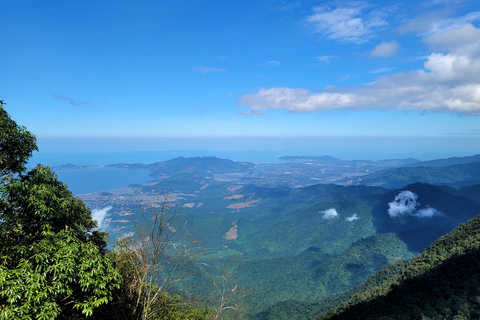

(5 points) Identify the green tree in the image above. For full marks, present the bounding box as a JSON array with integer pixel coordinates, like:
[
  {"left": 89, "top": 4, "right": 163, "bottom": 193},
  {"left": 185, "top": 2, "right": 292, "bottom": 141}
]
[
  {"left": 111, "top": 195, "right": 206, "bottom": 320},
  {"left": 0, "top": 100, "right": 37, "bottom": 179},
  {"left": 0, "top": 102, "right": 120, "bottom": 319},
  {"left": 95, "top": 195, "right": 211, "bottom": 320}
]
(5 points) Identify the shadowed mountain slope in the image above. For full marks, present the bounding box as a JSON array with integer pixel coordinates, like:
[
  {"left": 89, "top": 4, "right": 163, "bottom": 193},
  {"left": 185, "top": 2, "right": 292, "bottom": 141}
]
[{"left": 319, "top": 213, "right": 480, "bottom": 320}]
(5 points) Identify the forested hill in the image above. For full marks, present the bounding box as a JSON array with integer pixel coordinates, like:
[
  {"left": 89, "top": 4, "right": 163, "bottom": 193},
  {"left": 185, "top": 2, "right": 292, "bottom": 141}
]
[
  {"left": 402, "top": 153, "right": 480, "bottom": 167},
  {"left": 348, "top": 160, "right": 480, "bottom": 188},
  {"left": 109, "top": 156, "right": 254, "bottom": 176},
  {"left": 318, "top": 213, "right": 480, "bottom": 320}
]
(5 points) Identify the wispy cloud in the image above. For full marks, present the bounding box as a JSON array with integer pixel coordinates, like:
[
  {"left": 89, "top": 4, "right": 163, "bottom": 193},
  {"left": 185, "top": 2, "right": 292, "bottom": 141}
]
[
  {"left": 370, "top": 40, "right": 400, "bottom": 58},
  {"left": 92, "top": 206, "right": 113, "bottom": 229},
  {"left": 316, "top": 55, "right": 335, "bottom": 64},
  {"left": 267, "top": 60, "right": 282, "bottom": 66},
  {"left": 274, "top": 2, "right": 301, "bottom": 12},
  {"left": 239, "top": 111, "right": 266, "bottom": 115},
  {"left": 54, "top": 95, "right": 90, "bottom": 106},
  {"left": 239, "top": 23, "right": 480, "bottom": 116},
  {"left": 193, "top": 66, "right": 227, "bottom": 74},
  {"left": 398, "top": 10, "right": 480, "bottom": 36},
  {"left": 338, "top": 74, "right": 354, "bottom": 81},
  {"left": 306, "top": 3, "right": 388, "bottom": 44},
  {"left": 368, "top": 66, "right": 396, "bottom": 74}
]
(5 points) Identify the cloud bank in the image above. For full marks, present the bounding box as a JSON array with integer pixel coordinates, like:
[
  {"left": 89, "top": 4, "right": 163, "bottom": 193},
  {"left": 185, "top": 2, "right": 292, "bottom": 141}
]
[
  {"left": 239, "top": 22, "right": 480, "bottom": 116},
  {"left": 322, "top": 208, "right": 338, "bottom": 219},
  {"left": 388, "top": 191, "right": 441, "bottom": 219}
]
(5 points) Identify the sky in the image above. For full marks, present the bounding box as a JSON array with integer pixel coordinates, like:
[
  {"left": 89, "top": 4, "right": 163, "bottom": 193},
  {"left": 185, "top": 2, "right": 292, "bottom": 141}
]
[{"left": 1, "top": 0, "right": 480, "bottom": 159}]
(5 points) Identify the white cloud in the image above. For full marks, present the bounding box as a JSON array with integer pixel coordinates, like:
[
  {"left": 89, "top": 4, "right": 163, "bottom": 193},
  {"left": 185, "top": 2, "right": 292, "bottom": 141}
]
[
  {"left": 388, "top": 191, "right": 441, "bottom": 219},
  {"left": 370, "top": 40, "right": 400, "bottom": 58},
  {"left": 239, "top": 23, "right": 480, "bottom": 116},
  {"left": 306, "top": 3, "right": 388, "bottom": 44},
  {"left": 416, "top": 206, "right": 441, "bottom": 218},
  {"left": 399, "top": 10, "right": 480, "bottom": 36},
  {"left": 92, "top": 206, "right": 113, "bottom": 229},
  {"left": 322, "top": 208, "right": 338, "bottom": 219},
  {"left": 193, "top": 66, "right": 227, "bottom": 74},
  {"left": 388, "top": 191, "right": 418, "bottom": 218},
  {"left": 346, "top": 214, "right": 359, "bottom": 222},
  {"left": 424, "top": 23, "right": 480, "bottom": 57}
]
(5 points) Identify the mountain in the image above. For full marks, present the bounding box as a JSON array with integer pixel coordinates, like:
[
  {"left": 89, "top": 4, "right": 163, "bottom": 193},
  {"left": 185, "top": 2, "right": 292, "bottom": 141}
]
[
  {"left": 439, "top": 184, "right": 480, "bottom": 205},
  {"left": 402, "top": 153, "right": 480, "bottom": 167},
  {"left": 87, "top": 155, "right": 480, "bottom": 318},
  {"left": 347, "top": 161, "right": 480, "bottom": 188},
  {"left": 318, "top": 213, "right": 480, "bottom": 320},
  {"left": 171, "top": 181, "right": 480, "bottom": 318},
  {"left": 109, "top": 156, "right": 254, "bottom": 176}
]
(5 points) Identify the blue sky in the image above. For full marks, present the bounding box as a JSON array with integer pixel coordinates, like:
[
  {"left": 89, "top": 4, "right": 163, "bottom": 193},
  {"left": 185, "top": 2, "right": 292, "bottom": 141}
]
[{"left": 1, "top": 0, "right": 480, "bottom": 158}]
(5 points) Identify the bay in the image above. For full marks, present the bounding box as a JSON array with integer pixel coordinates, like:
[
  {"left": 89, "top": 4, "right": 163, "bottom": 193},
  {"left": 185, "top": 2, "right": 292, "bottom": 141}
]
[{"left": 54, "top": 166, "right": 154, "bottom": 195}]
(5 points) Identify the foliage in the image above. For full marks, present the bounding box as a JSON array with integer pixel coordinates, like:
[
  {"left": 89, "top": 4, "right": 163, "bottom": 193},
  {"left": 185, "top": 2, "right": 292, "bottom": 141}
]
[
  {"left": 0, "top": 103, "right": 120, "bottom": 319},
  {"left": 0, "top": 100, "right": 38, "bottom": 178},
  {"left": 155, "top": 180, "right": 480, "bottom": 318},
  {"left": 319, "top": 214, "right": 480, "bottom": 319},
  {"left": 104, "top": 195, "right": 208, "bottom": 320},
  {"left": 0, "top": 229, "right": 120, "bottom": 320},
  {"left": 0, "top": 164, "right": 107, "bottom": 253},
  {"left": 209, "top": 256, "right": 251, "bottom": 320},
  {"left": 356, "top": 161, "right": 480, "bottom": 188}
]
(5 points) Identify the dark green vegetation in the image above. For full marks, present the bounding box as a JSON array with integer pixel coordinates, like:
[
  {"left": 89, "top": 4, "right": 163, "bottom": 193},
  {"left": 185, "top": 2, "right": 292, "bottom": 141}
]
[
  {"left": 81, "top": 153, "right": 480, "bottom": 319},
  {"left": 348, "top": 159, "right": 480, "bottom": 188},
  {"left": 0, "top": 101, "right": 209, "bottom": 320},
  {"left": 319, "top": 213, "right": 480, "bottom": 319},
  {"left": 0, "top": 101, "right": 118, "bottom": 318},
  {"left": 407, "top": 154, "right": 480, "bottom": 167}
]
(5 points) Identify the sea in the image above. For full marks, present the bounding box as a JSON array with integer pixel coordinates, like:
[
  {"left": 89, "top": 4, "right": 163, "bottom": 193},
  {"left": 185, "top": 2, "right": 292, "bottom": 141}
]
[
  {"left": 27, "top": 150, "right": 294, "bottom": 195},
  {"left": 27, "top": 146, "right": 478, "bottom": 195}
]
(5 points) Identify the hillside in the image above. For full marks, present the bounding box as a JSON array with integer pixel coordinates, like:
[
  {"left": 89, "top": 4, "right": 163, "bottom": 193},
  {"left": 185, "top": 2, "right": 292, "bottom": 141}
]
[
  {"left": 403, "top": 153, "right": 480, "bottom": 167},
  {"left": 318, "top": 213, "right": 480, "bottom": 320},
  {"left": 163, "top": 181, "right": 480, "bottom": 318},
  {"left": 347, "top": 161, "right": 480, "bottom": 188},
  {"left": 109, "top": 156, "right": 254, "bottom": 178},
  {"left": 80, "top": 155, "right": 480, "bottom": 319}
]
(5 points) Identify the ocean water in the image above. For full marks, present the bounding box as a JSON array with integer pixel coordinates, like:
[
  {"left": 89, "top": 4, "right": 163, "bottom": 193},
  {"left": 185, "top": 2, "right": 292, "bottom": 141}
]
[
  {"left": 54, "top": 166, "right": 154, "bottom": 195},
  {"left": 28, "top": 150, "right": 294, "bottom": 195},
  {"left": 29, "top": 150, "right": 295, "bottom": 167},
  {"left": 26, "top": 145, "right": 479, "bottom": 195}
]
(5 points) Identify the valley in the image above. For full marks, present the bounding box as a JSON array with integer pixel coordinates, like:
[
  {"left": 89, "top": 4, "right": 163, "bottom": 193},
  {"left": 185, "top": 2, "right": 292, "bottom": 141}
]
[{"left": 69, "top": 155, "right": 480, "bottom": 319}]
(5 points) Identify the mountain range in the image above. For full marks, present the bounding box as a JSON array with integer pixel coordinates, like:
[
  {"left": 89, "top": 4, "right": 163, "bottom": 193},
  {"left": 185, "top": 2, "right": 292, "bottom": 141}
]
[{"left": 81, "top": 154, "right": 480, "bottom": 319}]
